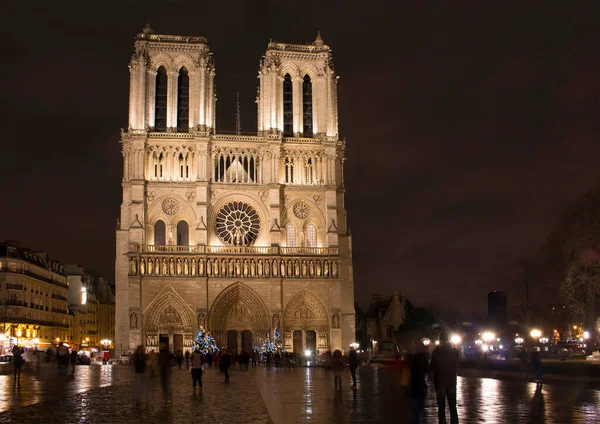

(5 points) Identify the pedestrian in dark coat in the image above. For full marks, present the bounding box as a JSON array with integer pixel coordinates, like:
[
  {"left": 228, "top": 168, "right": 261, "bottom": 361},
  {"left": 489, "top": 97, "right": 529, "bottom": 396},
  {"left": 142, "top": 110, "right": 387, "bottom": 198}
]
[
  {"left": 348, "top": 347, "right": 359, "bottom": 388},
  {"left": 221, "top": 349, "right": 231, "bottom": 382},
  {"left": 12, "top": 345, "right": 24, "bottom": 383},
  {"left": 430, "top": 331, "right": 460, "bottom": 424},
  {"left": 410, "top": 341, "right": 430, "bottom": 424},
  {"left": 158, "top": 343, "right": 173, "bottom": 403}
]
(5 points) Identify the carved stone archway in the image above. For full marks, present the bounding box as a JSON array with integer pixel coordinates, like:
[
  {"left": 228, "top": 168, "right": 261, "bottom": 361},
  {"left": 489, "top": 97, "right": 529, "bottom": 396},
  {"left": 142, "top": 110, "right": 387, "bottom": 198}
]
[
  {"left": 142, "top": 284, "right": 196, "bottom": 353},
  {"left": 208, "top": 282, "right": 271, "bottom": 350},
  {"left": 283, "top": 289, "right": 330, "bottom": 352}
]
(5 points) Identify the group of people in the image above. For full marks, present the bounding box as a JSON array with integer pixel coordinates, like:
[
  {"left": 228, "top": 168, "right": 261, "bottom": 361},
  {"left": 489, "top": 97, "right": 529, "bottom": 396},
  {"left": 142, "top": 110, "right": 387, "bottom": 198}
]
[{"left": 409, "top": 331, "right": 460, "bottom": 424}]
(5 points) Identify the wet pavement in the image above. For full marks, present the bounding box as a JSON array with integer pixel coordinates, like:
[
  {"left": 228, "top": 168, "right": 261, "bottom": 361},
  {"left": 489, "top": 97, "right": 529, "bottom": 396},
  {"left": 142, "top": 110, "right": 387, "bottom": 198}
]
[{"left": 0, "top": 362, "right": 598, "bottom": 423}]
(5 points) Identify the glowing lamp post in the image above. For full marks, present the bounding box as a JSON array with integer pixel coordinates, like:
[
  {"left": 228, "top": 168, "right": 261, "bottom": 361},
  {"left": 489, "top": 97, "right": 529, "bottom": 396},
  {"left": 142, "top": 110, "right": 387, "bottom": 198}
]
[{"left": 450, "top": 334, "right": 462, "bottom": 345}]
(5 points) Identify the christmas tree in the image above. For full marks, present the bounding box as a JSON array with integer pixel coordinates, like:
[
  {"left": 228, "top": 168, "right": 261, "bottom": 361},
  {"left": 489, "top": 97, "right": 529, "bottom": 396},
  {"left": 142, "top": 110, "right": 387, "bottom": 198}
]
[
  {"left": 195, "top": 326, "right": 219, "bottom": 354},
  {"left": 257, "top": 328, "right": 284, "bottom": 360}
]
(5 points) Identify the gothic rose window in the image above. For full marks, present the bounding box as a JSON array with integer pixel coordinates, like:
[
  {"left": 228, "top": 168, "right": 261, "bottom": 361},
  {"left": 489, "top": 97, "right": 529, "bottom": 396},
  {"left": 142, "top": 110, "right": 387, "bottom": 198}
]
[{"left": 216, "top": 201, "right": 261, "bottom": 246}]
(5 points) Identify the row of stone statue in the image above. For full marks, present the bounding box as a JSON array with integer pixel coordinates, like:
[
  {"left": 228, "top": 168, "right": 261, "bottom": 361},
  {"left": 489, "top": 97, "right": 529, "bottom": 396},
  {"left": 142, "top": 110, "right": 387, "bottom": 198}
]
[{"left": 129, "top": 256, "right": 340, "bottom": 279}]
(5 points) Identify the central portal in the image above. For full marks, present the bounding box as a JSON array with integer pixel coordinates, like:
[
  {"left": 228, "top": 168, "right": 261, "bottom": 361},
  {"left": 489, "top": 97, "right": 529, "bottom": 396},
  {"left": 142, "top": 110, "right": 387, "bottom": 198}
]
[{"left": 208, "top": 282, "right": 271, "bottom": 351}]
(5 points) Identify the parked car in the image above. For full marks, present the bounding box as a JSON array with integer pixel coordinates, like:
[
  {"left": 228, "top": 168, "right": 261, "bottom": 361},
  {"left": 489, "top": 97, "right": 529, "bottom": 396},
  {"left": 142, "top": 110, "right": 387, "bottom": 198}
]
[
  {"left": 0, "top": 354, "right": 14, "bottom": 363},
  {"left": 77, "top": 354, "right": 91, "bottom": 365}
]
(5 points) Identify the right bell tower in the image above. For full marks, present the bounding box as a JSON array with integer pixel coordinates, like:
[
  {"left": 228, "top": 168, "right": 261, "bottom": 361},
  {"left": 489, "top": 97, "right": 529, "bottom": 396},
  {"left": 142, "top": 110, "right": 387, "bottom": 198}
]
[{"left": 257, "top": 32, "right": 339, "bottom": 138}]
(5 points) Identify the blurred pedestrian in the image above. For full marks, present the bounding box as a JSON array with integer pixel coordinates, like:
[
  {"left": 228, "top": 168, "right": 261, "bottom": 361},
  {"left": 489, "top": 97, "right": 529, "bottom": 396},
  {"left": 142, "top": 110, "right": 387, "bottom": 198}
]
[
  {"left": 531, "top": 347, "right": 542, "bottom": 384},
  {"left": 206, "top": 351, "right": 213, "bottom": 368},
  {"left": 190, "top": 348, "right": 203, "bottom": 390},
  {"left": 147, "top": 349, "right": 158, "bottom": 378},
  {"left": 331, "top": 349, "right": 344, "bottom": 391},
  {"left": 430, "top": 331, "right": 460, "bottom": 424},
  {"left": 348, "top": 346, "right": 359, "bottom": 388},
  {"left": 251, "top": 350, "right": 257, "bottom": 368},
  {"left": 185, "top": 350, "right": 190, "bottom": 365},
  {"left": 158, "top": 342, "right": 173, "bottom": 403},
  {"left": 221, "top": 349, "right": 231, "bottom": 382},
  {"left": 56, "top": 342, "right": 69, "bottom": 376},
  {"left": 410, "top": 340, "right": 430, "bottom": 424},
  {"left": 176, "top": 350, "right": 184, "bottom": 369},
  {"left": 133, "top": 345, "right": 147, "bottom": 404},
  {"left": 69, "top": 349, "right": 78, "bottom": 374},
  {"left": 12, "top": 345, "right": 24, "bottom": 383}
]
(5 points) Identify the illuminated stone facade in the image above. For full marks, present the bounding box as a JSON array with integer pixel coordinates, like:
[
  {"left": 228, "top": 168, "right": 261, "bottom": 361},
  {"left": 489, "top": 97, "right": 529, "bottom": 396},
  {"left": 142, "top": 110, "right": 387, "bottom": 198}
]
[{"left": 115, "top": 26, "right": 354, "bottom": 356}]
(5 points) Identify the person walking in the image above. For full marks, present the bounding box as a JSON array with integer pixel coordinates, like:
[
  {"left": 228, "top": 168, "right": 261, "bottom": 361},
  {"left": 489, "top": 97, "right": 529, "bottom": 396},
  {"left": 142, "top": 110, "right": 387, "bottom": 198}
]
[
  {"left": 69, "top": 349, "right": 78, "bottom": 374},
  {"left": 158, "top": 342, "right": 173, "bottom": 403},
  {"left": 331, "top": 349, "right": 344, "bottom": 391},
  {"left": 410, "top": 340, "right": 430, "bottom": 424},
  {"left": 176, "top": 350, "right": 184, "bottom": 369},
  {"left": 430, "top": 331, "right": 460, "bottom": 424},
  {"left": 56, "top": 342, "right": 69, "bottom": 376},
  {"left": 348, "top": 346, "right": 359, "bottom": 388},
  {"left": 12, "top": 345, "right": 24, "bottom": 383},
  {"left": 221, "top": 349, "right": 231, "bottom": 383},
  {"left": 531, "top": 347, "right": 543, "bottom": 384},
  {"left": 147, "top": 349, "right": 158, "bottom": 378},
  {"left": 190, "top": 348, "right": 203, "bottom": 390},
  {"left": 251, "top": 350, "right": 257, "bottom": 368},
  {"left": 185, "top": 350, "right": 190, "bottom": 366},
  {"left": 133, "top": 345, "right": 147, "bottom": 404},
  {"left": 206, "top": 351, "right": 213, "bottom": 368}
]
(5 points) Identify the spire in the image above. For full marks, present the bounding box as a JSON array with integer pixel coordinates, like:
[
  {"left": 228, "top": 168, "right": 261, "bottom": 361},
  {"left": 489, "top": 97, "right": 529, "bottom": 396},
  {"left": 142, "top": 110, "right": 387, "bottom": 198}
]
[
  {"left": 314, "top": 31, "right": 324, "bottom": 47},
  {"left": 235, "top": 75, "right": 242, "bottom": 135}
]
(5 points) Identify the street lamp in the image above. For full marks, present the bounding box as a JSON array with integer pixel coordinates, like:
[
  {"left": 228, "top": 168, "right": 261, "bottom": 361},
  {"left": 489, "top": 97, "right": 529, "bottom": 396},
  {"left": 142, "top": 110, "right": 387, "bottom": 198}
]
[
  {"left": 450, "top": 334, "right": 462, "bottom": 345},
  {"left": 482, "top": 332, "right": 496, "bottom": 344},
  {"left": 530, "top": 329, "right": 542, "bottom": 339},
  {"left": 421, "top": 338, "right": 431, "bottom": 347},
  {"left": 583, "top": 331, "right": 590, "bottom": 340}
]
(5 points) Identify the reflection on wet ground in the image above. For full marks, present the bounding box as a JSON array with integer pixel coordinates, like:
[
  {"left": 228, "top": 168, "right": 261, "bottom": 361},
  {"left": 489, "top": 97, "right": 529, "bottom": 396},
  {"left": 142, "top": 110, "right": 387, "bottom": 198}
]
[{"left": 1, "top": 362, "right": 598, "bottom": 423}]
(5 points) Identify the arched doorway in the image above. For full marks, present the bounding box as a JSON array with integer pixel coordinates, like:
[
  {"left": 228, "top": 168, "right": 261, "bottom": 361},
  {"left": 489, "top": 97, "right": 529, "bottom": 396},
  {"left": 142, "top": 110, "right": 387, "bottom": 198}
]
[
  {"left": 208, "top": 282, "right": 270, "bottom": 353},
  {"left": 143, "top": 285, "right": 196, "bottom": 353},
  {"left": 283, "top": 289, "right": 330, "bottom": 354}
]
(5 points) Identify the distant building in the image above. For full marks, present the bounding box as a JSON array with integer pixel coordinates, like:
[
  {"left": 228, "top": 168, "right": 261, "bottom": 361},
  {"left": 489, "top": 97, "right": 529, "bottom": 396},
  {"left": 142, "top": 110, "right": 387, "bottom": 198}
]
[
  {"left": 64, "top": 265, "right": 115, "bottom": 351},
  {"left": 365, "top": 292, "right": 406, "bottom": 355},
  {"left": 0, "top": 241, "right": 70, "bottom": 353},
  {"left": 488, "top": 291, "right": 507, "bottom": 323}
]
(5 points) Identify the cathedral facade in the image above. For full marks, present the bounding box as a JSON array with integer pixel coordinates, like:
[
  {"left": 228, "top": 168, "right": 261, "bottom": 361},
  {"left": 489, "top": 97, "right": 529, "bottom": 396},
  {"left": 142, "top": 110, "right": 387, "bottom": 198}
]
[{"left": 115, "top": 26, "right": 355, "bottom": 356}]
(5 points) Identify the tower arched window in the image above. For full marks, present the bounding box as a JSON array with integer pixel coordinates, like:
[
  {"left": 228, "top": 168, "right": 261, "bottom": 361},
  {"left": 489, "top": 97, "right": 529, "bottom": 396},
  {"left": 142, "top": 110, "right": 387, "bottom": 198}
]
[
  {"left": 283, "top": 74, "right": 293, "bottom": 136},
  {"left": 286, "top": 224, "right": 296, "bottom": 247},
  {"left": 154, "top": 220, "right": 166, "bottom": 245},
  {"left": 306, "top": 224, "right": 317, "bottom": 248},
  {"left": 305, "top": 158, "right": 313, "bottom": 184},
  {"left": 177, "top": 67, "right": 189, "bottom": 132},
  {"left": 284, "top": 157, "right": 294, "bottom": 184},
  {"left": 176, "top": 221, "right": 189, "bottom": 246},
  {"left": 303, "top": 75, "right": 313, "bottom": 137},
  {"left": 154, "top": 66, "right": 168, "bottom": 132}
]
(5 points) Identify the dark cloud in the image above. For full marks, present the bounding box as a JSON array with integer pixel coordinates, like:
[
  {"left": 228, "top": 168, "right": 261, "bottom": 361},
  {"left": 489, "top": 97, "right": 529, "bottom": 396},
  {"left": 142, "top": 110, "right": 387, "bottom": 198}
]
[{"left": 2, "top": 0, "right": 600, "bottom": 315}]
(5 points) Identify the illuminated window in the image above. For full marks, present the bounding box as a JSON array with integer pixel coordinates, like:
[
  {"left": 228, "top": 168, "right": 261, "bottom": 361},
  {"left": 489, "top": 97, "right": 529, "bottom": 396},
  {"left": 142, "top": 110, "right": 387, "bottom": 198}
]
[
  {"left": 154, "top": 66, "right": 168, "bottom": 131},
  {"left": 154, "top": 220, "right": 166, "bottom": 245},
  {"left": 303, "top": 75, "right": 313, "bottom": 136},
  {"left": 286, "top": 224, "right": 296, "bottom": 247},
  {"left": 177, "top": 67, "right": 189, "bottom": 132},
  {"left": 283, "top": 74, "right": 293, "bottom": 136},
  {"left": 306, "top": 224, "right": 317, "bottom": 248}
]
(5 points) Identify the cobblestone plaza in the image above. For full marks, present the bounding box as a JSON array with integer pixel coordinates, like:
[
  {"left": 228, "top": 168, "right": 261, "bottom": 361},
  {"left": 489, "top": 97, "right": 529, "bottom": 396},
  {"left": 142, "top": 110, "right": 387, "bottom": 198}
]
[{"left": 1, "top": 363, "right": 598, "bottom": 423}]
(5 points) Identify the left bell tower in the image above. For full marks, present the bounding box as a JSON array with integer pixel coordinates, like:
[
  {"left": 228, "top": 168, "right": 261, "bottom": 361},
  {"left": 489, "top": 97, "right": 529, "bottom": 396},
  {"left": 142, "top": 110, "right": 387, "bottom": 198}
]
[{"left": 127, "top": 23, "right": 216, "bottom": 133}]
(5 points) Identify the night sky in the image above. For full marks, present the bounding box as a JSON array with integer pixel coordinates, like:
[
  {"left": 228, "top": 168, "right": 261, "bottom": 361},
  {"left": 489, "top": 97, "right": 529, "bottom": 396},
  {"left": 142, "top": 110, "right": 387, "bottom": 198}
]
[{"left": 2, "top": 1, "right": 600, "bottom": 315}]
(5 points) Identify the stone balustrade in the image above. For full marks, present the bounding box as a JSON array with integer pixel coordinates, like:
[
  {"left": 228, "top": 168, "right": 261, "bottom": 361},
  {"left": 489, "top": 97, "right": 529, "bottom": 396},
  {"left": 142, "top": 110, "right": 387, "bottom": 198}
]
[{"left": 127, "top": 247, "right": 341, "bottom": 279}]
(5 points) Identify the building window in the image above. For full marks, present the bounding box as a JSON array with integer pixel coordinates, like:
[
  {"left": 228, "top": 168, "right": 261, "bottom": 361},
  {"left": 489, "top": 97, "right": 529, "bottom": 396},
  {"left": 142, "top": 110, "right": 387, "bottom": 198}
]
[
  {"left": 176, "top": 221, "right": 189, "bottom": 246},
  {"left": 154, "top": 66, "right": 168, "bottom": 132},
  {"left": 306, "top": 224, "right": 317, "bottom": 248},
  {"left": 303, "top": 75, "right": 313, "bottom": 136},
  {"left": 154, "top": 220, "right": 166, "bottom": 245},
  {"left": 177, "top": 67, "right": 189, "bottom": 132},
  {"left": 284, "top": 157, "right": 294, "bottom": 184},
  {"left": 286, "top": 224, "right": 296, "bottom": 247},
  {"left": 283, "top": 74, "right": 293, "bottom": 136},
  {"left": 305, "top": 158, "right": 313, "bottom": 184}
]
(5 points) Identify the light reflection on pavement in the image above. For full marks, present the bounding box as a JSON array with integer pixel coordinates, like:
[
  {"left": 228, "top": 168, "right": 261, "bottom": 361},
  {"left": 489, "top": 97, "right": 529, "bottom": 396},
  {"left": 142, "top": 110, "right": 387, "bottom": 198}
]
[{"left": 1, "top": 362, "right": 599, "bottom": 423}]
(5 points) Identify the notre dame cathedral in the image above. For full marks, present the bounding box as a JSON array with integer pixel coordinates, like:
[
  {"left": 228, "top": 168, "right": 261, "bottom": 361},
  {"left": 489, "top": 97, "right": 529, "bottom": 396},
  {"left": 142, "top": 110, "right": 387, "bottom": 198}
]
[{"left": 115, "top": 25, "right": 355, "bottom": 356}]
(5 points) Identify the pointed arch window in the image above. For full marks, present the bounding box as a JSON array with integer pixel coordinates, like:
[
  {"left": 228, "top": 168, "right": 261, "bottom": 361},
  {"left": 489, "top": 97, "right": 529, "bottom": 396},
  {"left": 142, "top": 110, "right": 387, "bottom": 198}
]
[
  {"left": 154, "top": 66, "right": 168, "bottom": 132},
  {"left": 284, "top": 157, "right": 294, "bottom": 184},
  {"left": 177, "top": 67, "right": 189, "bottom": 132},
  {"left": 176, "top": 221, "right": 189, "bottom": 246},
  {"left": 154, "top": 220, "right": 166, "bottom": 245},
  {"left": 305, "top": 157, "right": 313, "bottom": 184},
  {"left": 306, "top": 224, "right": 317, "bottom": 248},
  {"left": 286, "top": 224, "right": 296, "bottom": 247},
  {"left": 303, "top": 75, "right": 313, "bottom": 137},
  {"left": 283, "top": 74, "right": 293, "bottom": 136}
]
